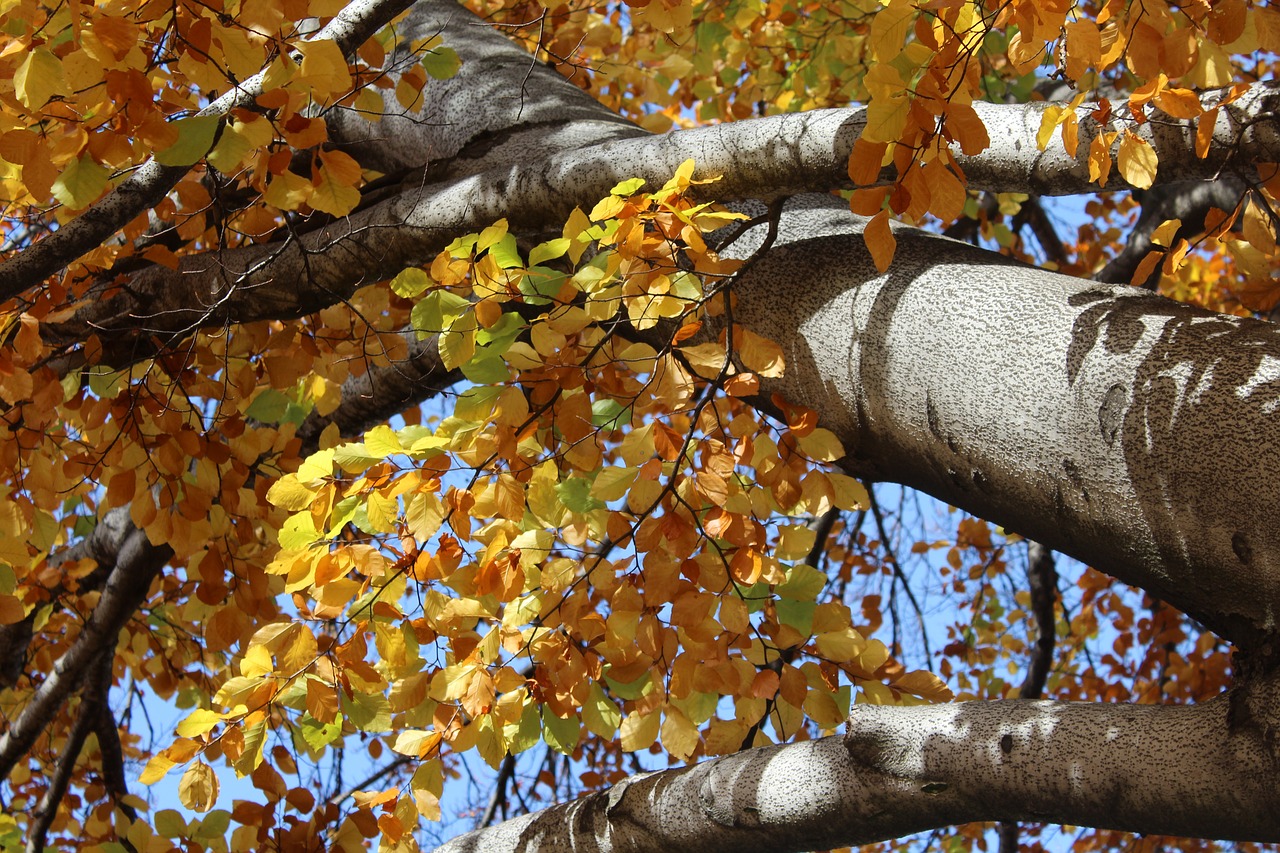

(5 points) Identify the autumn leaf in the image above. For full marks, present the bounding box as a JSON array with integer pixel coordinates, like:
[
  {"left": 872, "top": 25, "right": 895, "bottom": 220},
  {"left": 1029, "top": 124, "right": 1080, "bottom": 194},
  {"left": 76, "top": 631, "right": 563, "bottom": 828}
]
[
  {"left": 865, "top": 210, "right": 897, "bottom": 272},
  {"left": 178, "top": 761, "right": 219, "bottom": 812}
]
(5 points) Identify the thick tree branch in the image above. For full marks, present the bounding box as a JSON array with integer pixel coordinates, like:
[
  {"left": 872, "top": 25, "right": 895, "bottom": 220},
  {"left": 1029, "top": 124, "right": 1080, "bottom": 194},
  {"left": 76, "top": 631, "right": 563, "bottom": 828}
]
[
  {"left": 0, "top": 510, "right": 170, "bottom": 781},
  {"left": 39, "top": 80, "right": 1280, "bottom": 367},
  {"left": 709, "top": 199, "right": 1280, "bottom": 650},
  {"left": 438, "top": 688, "right": 1280, "bottom": 851},
  {"left": 1095, "top": 177, "right": 1249, "bottom": 288}
]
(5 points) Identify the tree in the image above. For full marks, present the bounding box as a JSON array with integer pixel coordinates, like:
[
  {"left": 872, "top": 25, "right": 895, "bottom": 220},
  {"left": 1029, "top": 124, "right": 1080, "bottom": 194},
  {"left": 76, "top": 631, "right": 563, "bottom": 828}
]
[{"left": 0, "top": 0, "right": 1278, "bottom": 850}]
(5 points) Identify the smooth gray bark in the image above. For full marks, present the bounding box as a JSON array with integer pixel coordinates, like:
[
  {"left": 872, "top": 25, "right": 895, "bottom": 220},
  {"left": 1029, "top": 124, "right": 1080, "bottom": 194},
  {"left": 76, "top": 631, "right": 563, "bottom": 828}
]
[{"left": 440, "top": 686, "right": 1280, "bottom": 851}]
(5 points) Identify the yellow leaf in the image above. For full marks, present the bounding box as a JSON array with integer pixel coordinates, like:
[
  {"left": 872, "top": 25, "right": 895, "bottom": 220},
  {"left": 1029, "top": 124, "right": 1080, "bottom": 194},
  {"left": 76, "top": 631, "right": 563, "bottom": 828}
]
[
  {"left": 869, "top": 0, "right": 916, "bottom": 60},
  {"left": 816, "top": 628, "right": 864, "bottom": 662},
  {"left": 263, "top": 169, "right": 312, "bottom": 211},
  {"left": 365, "top": 424, "right": 403, "bottom": 456},
  {"left": 266, "top": 474, "right": 317, "bottom": 511},
  {"left": 296, "top": 38, "right": 353, "bottom": 99},
  {"left": 1151, "top": 218, "right": 1182, "bottom": 247},
  {"left": 659, "top": 158, "right": 695, "bottom": 194},
  {"left": 590, "top": 467, "right": 638, "bottom": 501},
  {"left": 864, "top": 210, "right": 897, "bottom": 273},
  {"left": 1088, "top": 133, "right": 1113, "bottom": 187},
  {"left": 679, "top": 341, "right": 729, "bottom": 379},
  {"left": 1117, "top": 132, "right": 1157, "bottom": 189},
  {"left": 893, "top": 669, "right": 955, "bottom": 702},
  {"left": 178, "top": 761, "right": 219, "bottom": 813},
  {"left": 1155, "top": 87, "right": 1203, "bottom": 119},
  {"left": 138, "top": 754, "right": 177, "bottom": 786},
  {"left": 391, "top": 729, "right": 443, "bottom": 758},
  {"left": 319, "top": 148, "right": 361, "bottom": 185},
  {"left": 1036, "top": 105, "right": 1064, "bottom": 151},
  {"left": 311, "top": 162, "right": 360, "bottom": 216},
  {"left": 735, "top": 327, "right": 784, "bottom": 378},
  {"left": 864, "top": 94, "right": 909, "bottom": 144},
  {"left": 659, "top": 707, "right": 699, "bottom": 761},
  {"left": 240, "top": 643, "right": 273, "bottom": 677},
  {"left": 827, "top": 472, "right": 870, "bottom": 510},
  {"left": 776, "top": 525, "right": 817, "bottom": 561},
  {"left": 1063, "top": 20, "right": 1101, "bottom": 81},
  {"left": 14, "top": 48, "right": 69, "bottom": 110},
  {"left": 619, "top": 710, "right": 660, "bottom": 751},
  {"left": 175, "top": 709, "right": 225, "bottom": 739}
]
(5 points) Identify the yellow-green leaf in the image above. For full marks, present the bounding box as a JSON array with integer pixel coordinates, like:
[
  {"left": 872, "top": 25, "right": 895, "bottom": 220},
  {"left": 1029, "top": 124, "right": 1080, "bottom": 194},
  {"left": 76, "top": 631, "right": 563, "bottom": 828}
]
[
  {"left": 154, "top": 115, "right": 222, "bottom": 167},
  {"left": 14, "top": 48, "right": 69, "bottom": 110},
  {"left": 52, "top": 155, "right": 110, "bottom": 210}
]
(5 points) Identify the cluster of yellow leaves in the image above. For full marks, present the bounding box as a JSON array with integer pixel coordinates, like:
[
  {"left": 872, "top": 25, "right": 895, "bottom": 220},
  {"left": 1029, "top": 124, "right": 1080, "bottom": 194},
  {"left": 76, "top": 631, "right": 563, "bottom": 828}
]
[
  {"left": 479, "top": 0, "right": 1280, "bottom": 284},
  {"left": 114, "top": 164, "right": 952, "bottom": 848},
  {"left": 0, "top": 0, "right": 457, "bottom": 276}
]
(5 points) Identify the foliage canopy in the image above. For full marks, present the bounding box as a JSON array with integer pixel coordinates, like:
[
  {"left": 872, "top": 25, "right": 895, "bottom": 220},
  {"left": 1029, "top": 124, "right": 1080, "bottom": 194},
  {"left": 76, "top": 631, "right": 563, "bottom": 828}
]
[{"left": 0, "top": 0, "right": 1277, "bottom": 850}]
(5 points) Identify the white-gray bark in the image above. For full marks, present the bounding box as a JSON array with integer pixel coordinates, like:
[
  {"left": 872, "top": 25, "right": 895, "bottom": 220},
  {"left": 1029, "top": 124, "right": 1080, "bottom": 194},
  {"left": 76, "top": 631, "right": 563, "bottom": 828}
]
[
  {"left": 9, "top": 0, "right": 1280, "bottom": 849},
  {"left": 439, "top": 683, "right": 1280, "bottom": 852}
]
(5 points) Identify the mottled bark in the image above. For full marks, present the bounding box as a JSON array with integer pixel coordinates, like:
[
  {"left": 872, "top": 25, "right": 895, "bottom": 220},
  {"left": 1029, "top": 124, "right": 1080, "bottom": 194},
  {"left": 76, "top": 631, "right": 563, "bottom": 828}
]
[{"left": 439, "top": 686, "right": 1280, "bottom": 852}]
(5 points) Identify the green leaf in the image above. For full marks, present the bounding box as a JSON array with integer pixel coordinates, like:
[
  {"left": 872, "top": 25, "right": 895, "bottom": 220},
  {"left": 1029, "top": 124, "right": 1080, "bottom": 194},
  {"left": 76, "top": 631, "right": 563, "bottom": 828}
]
[
  {"left": 422, "top": 46, "right": 460, "bottom": 80},
  {"left": 154, "top": 115, "right": 222, "bottom": 167},
  {"left": 154, "top": 810, "right": 188, "bottom": 839},
  {"left": 605, "top": 670, "right": 652, "bottom": 700},
  {"left": 299, "top": 715, "right": 344, "bottom": 752},
  {"left": 487, "top": 232, "right": 523, "bottom": 269},
  {"left": 52, "top": 155, "right": 110, "bottom": 210},
  {"left": 391, "top": 267, "right": 432, "bottom": 298},
  {"left": 342, "top": 690, "right": 392, "bottom": 732},
  {"left": 518, "top": 267, "right": 568, "bottom": 304},
  {"left": 461, "top": 347, "right": 510, "bottom": 384},
  {"left": 777, "top": 563, "right": 826, "bottom": 600},
  {"left": 542, "top": 710, "right": 581, "bottom": 754},
  {"left": 589, "top": 467, "right": 637, "bottom": 502},
  {"left": 412, "top": 289, "right": 473, "bottom": 338},
  {"left": 278, "top": 513, "right": 321, "bottom": 549},
  {"left": 244, "top": 388, "right": 290, "bottom": 423},
  {"left": 194, "top": 810, "right": 231, "bottom": 841},
  {"left": 333, "top": 443, "right": 381, "bottom": 472},
  {"left": 555, "top": 478, "right": 603, "bottom": 513},
  {"left": 476, "top": 311, "right": 524, "bottom": 350},
  {"left": 776, "top": 598, "right": 815, "bottom": 636},
  {"left": 611, "top": 177, "right": 646, "bottom": 195},
  {"left": 582, "top": 683, "right": 621, "bottom": 738},
  {"left": 591, "top": 398, "right": 630, "bottom": 428},
  {"left": 506, "top": 701, "right": 541, "bottom": 754},
  {"left": 439, "top": 316, "right": 477, "bottom": 370},
  {"left": 528, "top": 238, "right": 569, "bottom": 266}
]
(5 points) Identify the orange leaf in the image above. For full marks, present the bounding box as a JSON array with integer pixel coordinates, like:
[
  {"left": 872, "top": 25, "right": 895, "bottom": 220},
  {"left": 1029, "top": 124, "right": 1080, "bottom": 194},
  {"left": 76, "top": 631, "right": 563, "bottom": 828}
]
[
  {"left": 864, "top": 210, "right": 896, "bottom": 273},
  {"left": 848, "top": 138, "right": 887, "bottom": 185}
]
